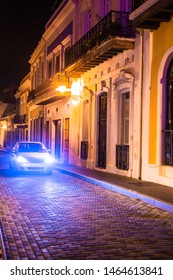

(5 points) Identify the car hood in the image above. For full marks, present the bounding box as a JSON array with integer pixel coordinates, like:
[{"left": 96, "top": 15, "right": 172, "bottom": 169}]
[
  {"left": 18, "top": 152, "right": 49, "bottom": 158},
  {"left": 17, "top": 152, "right": 51, "bottom": 163}
]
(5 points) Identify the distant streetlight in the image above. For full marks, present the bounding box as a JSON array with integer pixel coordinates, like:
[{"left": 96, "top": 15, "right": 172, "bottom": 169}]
[{"left": 2, "top": 124, "right": 7, "bottom": 130}]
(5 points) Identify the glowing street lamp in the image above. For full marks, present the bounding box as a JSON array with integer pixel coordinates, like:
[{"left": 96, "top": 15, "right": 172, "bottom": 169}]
[
  {"left": 55, "top": 72, "right": 84, "bottom": 105},
  {"left": 71, "top": 79, "right": 84, "bottom": 105},
  {"left": 56, "top": 85, "right": 71, "bottom": 93},
  {"left": 2, "top": 124, "right": 7, "bottom": 130},
  {"left": 55, "top": 72, "right": 71, "bottom": 94}
]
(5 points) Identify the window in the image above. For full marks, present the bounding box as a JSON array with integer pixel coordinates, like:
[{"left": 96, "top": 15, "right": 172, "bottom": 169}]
[
  {"left": 120, "top": 0, "right": 133, "bottom": 12},
  {"left": 39, "top": 60, "right": 44, "bottom": 84},
  {"left": 116, "top": 91, "right": 130, "bottom": 171},
  {"left": 41, "top": 62, "right": 44, "bottom": 83},
  {"left": 81, "top": 100, "right": 89, "bottom": 160},
  {"left": 48, "top": 60, "right": 52, "bottom": 78},
  {"left": 30, "top": 120, "right": 33, "bottom": 141},
  {"left": 104, "top": 0, "right": 109, "bottom": 15},
  {"left": 82, "top": 10, "right": 92, "bottom": 34},
  {"left": 166, "top": 58, "right": 173, "bottom": 130},
  {"left": 82, "top": 100, "right": 89, "bottom": 141},
  {"left": 64, "top": 45, "right": 70, "bottom": 69},
  {"left": 119, "top": 92, "right": 130, "bottom": 145},
  {"left": 163, "top": 58, "right": 173, "bottom": 166},
  {"left": 55, "top": 54, "right": 60, "bottom": 73},
  {"left": 88, "top": 10, "right": 91, "bottom": 30}
]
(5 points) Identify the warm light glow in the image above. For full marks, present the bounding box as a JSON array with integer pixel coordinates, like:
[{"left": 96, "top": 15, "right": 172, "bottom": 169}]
[
  {"left": 2, "top": 124, "right": 7, "bottom": 130},
  {"left": 71, "top": 81, "right": 81, "bottom": 96},
  {"left": 71, "top": 79, "right": 84, "bottom": 104},
  {"left": 56, "top": 85, "right": 71, "bottom": 93},
  {"left": 55, "top": 77, "right": 85, "bottom": 104},
  {"left": 71, "top": 79, "right": 84, "bottom": 95},
  {"left": 55, "top": 72, "right": 70, "bottom": 93}
]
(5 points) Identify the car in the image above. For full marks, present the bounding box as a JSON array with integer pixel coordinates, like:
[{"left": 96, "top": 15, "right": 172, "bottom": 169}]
[{"left": 9, "top": 141, "right": 54, "bottom": 175}]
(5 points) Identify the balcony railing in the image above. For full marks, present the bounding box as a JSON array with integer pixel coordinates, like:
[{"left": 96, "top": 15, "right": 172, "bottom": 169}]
[
  {"left": 81, "top": 141, "right": 89, "bottom": 160},
  {"left": 163, "top": 130, "right": 173, "bottom": 166},
  {"left": 132, "top": 0, "right": 147, "bottom": 10},
  {"left": 65, "top": 11, "right": 135, "bottom": 68},
  {"left": 116, "top": 145, "right": 129, "bottom": 170}
]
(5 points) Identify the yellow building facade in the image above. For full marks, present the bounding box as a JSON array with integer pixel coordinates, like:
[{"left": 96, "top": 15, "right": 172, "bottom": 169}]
[
  {"left": 131, "top": 0, "right": 173, "bottom": 187},
  {"left": 149, "top": 17, "right": 173, "bottom": 163}
]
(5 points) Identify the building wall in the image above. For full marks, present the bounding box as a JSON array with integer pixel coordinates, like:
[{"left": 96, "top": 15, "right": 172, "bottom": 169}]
[
  {"left": 44, "top": 99, "right": 71, "bottom": 162},
  {"left": 0, "top": 103, "right": 16, "bottom": 149},
  {"left": 26, "top": 0, "right": 140, "bottom": 178},
  {"left": 77, "top": 38, "right": 141, "bottom": 178},
  {"left": 142, "top": 17, "right": 173, "bottom": 187}
]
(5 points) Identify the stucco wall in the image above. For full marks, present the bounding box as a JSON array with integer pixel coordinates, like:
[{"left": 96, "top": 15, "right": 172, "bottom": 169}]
[
  {"left": 142, "top": 17, "right": 173, "bottom": 187},
  {"left": 149, "top": 17, "right": 173, "bottom": 164}
]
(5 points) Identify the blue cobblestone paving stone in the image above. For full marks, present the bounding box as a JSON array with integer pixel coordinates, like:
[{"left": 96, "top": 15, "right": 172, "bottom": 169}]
[{"left": 0, "top": 171, "right": 173, "bottom": 260}]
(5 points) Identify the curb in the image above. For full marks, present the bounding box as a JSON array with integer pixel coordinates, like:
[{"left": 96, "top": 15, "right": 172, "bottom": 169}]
[
  {"left": 55, "top": 167, "right": 173, "bottom": 214},
  {"left": 0, "top": 223, "right": 7, "bottom": 260}
]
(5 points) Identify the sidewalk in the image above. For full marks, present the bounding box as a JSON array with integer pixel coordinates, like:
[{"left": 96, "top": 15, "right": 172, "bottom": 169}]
[{"left": 55, "top": 163, "right": 173, "bottom": 214}]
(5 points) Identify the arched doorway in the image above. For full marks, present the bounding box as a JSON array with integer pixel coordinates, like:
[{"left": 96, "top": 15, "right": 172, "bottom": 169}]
[
  {"left": 163, "top": 58, "right": 173, "bottom": 165},
  {"left": 98, "top": 92, "right": 107, "bottom": 168},
  {"left": 54, "top": 119, "right": 61, "bottom": 159},
  {"left": 113, "top": 71, "right": 134, "bottom": 172}
]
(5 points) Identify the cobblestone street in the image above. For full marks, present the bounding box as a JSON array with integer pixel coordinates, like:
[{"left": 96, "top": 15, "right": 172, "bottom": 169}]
[{"left": 0, "top": 169, "right": 173, "bottom": 260}]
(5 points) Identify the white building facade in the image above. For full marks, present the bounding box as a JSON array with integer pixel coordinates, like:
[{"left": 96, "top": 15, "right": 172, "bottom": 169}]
[{"left": 26, "top": 0, "right": 144, "bottom": 179}]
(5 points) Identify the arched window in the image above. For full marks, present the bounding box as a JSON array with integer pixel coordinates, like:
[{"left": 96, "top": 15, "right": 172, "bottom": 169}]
[
  {"left": 166, "top": 58, "right": 173, "bottom": 130},
  {"left": 114, "top": 71, "right": 134, "bottom": 171},
  {"left": 163, "top": 58, "right": 173, "bottom": 165}
]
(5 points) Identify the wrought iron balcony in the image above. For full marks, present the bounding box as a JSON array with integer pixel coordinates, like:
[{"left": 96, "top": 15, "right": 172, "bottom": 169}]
[
  {"left": 116, "top": 145, "right": 129, "bottom": 170},
  {"left": 65, "top": 11, "right": 135, "bottom": 75},
  {"left": 163, "top": 130, "right": 173, "bottom": 166},
  {"left": 130, "top": 0, "right": 173, "bottom": 29},
  {"left": 81, "top": 141, "right": 89, "bottom": 160}
]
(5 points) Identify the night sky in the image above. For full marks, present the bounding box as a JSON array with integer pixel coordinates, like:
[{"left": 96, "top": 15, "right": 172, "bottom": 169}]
[{"left": 0, "top": 0, "right": 63, "bottom": 92}]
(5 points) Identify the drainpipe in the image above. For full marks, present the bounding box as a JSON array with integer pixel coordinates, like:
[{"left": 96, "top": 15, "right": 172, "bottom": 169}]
[{"left": 139, "top": 29, "right": 144, "bottom": 180}]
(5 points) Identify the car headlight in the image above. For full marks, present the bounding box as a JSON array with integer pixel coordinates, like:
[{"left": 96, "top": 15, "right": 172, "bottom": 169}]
[
  {"left": 44, "top": 156, "right": 54, "bottom": 164},
  {"left": 16, "top": 156, "right": 28, "bottom": 163}
]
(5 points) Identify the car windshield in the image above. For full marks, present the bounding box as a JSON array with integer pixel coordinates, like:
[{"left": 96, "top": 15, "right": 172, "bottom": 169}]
[{"left": 18, "top": 143, "right": 47, "bottom": 153}]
